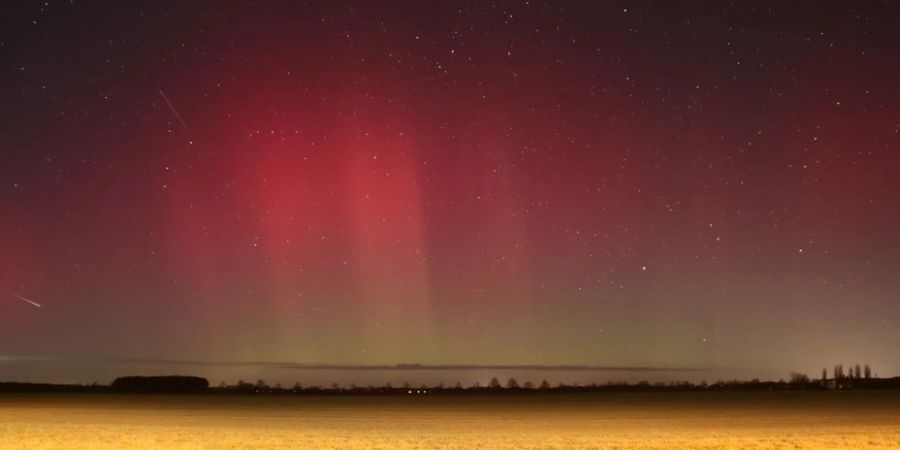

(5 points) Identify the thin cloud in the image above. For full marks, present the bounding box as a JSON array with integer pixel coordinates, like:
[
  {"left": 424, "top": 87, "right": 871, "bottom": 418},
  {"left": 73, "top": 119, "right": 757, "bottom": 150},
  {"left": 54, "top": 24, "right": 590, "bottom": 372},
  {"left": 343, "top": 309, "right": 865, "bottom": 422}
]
[
  {"left": 0, "top": 355, "right": 56, "bottom": 362},
  {"left": 93, "top": 358, "right": 709, "bottom": 372}
]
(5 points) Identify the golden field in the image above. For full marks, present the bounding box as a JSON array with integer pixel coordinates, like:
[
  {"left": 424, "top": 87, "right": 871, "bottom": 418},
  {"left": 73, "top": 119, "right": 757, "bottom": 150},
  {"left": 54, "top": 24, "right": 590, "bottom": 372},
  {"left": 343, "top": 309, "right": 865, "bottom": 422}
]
[{"left": 1, "top": 391, "right": 899, "bottom": 449}]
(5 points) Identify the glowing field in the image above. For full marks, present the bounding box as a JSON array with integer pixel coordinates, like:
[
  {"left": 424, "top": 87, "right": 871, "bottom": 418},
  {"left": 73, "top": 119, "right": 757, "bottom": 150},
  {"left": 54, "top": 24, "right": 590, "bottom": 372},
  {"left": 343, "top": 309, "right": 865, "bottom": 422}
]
[{"left": 2, "top": 392, "right": 899, "bottom": 449}]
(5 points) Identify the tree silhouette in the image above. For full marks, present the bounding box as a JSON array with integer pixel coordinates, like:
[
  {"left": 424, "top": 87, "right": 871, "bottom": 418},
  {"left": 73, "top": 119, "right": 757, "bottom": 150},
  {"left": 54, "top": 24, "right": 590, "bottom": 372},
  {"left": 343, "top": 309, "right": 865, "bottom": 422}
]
[
  {"left": 789, "top": 372, "right": 810, "bottom": 386},
  {"left": 854, "top": 364, "right": 862, "bottom": 379},
  {"left": 821, "top": 368, "right": 827, "bottom": 381},
  {"left": 539, "top": 380, "right": 551, "bottom": 389},
  {"left": 864, "top": 364, "right": 872, "bottom": 379},
  {"left": 523, "top": 381, "right": 534, "bottom": 389},
  {"left": 506, "top": 378, "right": 520, "bottom": 389},
  {"left": 488, "top": 377, "right": 501, "bottom": 389}
]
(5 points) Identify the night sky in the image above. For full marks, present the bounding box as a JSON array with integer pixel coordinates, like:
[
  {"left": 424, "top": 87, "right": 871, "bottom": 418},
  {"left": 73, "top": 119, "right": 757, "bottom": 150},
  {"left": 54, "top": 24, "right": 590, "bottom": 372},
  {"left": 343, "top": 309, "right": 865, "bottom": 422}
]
[{"left": 1, "top": 1, "right": 899, "bottom": 386}]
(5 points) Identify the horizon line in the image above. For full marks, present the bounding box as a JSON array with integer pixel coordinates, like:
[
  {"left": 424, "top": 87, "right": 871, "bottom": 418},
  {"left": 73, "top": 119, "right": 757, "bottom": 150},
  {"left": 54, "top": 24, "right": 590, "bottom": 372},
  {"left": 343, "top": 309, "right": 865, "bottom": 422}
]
[{"left": 1, "top": 355, "right": 709, "bottom": 372}]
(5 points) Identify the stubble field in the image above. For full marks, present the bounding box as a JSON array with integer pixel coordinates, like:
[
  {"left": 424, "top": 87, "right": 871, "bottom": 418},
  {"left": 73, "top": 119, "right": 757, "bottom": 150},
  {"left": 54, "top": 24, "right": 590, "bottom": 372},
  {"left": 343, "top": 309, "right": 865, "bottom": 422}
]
[{"left": 1, "top": 391, "right": 899, "bottom": 449}]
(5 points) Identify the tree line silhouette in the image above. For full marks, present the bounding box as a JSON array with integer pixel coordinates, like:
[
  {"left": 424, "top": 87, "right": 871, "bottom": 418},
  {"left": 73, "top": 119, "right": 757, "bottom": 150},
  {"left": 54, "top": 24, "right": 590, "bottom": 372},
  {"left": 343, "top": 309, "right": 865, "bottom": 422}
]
[
  {"left": 2, "top": 364, "right": 898, "bottom": 394},
  {"left": 112, "top": 376, "right": 209, "bottom": 393}
]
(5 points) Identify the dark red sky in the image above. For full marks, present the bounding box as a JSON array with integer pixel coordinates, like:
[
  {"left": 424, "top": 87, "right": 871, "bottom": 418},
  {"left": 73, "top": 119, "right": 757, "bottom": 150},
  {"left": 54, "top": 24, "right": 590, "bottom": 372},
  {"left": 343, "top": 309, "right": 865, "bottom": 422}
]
[{"left": 1, "top": 1, "right": 899, "bottom": 385}]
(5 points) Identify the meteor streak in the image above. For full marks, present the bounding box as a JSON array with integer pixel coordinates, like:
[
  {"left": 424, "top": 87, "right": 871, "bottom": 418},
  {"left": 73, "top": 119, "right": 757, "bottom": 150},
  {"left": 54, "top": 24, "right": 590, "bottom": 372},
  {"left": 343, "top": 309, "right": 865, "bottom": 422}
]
[
  {"left": 5, "top": 290, "right": 42, "bottom": 308},
  {"left": 157, "top": 89, "right": 188, "bottom": 129}
]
